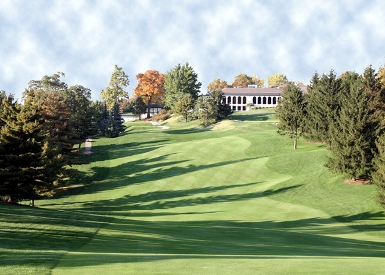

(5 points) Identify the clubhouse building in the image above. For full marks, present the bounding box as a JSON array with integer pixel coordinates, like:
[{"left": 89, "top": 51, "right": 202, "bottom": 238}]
[{"left": 221, "top": 84, "right": 307, "bottom": 111}]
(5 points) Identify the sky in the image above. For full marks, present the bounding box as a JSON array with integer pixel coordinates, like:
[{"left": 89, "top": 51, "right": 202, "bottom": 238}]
[{"left": 1, "top": 0, "right": 385, "bottom": 101}]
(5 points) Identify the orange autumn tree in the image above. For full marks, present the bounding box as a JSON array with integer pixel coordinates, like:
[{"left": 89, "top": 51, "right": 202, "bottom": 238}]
[{"left": 134, "top": 70, "right": 165, "bottom": 118}]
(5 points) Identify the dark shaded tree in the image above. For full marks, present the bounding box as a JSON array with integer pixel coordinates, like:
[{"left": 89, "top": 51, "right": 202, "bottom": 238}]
[
  {"left": 209, "top": 89, "right": 232, "bottom": 120},
  {"left": 100, "top": 103, "right": 125, "bottom": 138},
  {"left": 0, "top": 94, "right": 65, "bottom": 205},
  {"left": 128, "top": 96, "right": 147, "bottom": 120}
]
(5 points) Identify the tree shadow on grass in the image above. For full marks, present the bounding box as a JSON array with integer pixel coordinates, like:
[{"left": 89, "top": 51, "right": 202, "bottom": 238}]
[
  {"left": 52, "top": 213, "right": 385, "bottom": 269},
  {"left": 74, "top": 182, "right": 267, "bottom": 214},
  {"left": 55, "top": 152, "right": 260, "bottom": 199},
  {"left": 79, "top": 139, "right": 171, "bottom": 163}
]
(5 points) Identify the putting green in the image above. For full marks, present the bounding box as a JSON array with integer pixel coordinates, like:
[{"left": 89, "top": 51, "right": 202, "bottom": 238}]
[{"left": 50, "top": 125, "right": 385, "bottom": 275}]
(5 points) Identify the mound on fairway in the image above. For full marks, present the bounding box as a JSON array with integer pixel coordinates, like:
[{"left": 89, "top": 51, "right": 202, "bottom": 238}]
[{"left": 1, "top": 109, "right": 385, "bottom": 275}]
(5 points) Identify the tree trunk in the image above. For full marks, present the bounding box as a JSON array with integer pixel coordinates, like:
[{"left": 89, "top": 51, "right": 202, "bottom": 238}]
[
  {"left": 7, "top": 195, "right": 13, "bottom": 204},
  {"left": 294, "top": 137, "right": 297, "bottom": 150},
  {"left": 147, "top": 99, "right": 151, "bottom": 119}
]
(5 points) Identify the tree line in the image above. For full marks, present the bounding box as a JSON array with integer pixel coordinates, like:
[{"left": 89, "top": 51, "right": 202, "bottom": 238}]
[
  {"left": 275, "top": 65, "right": 385, "bottom": 211},
  {"left": 126, "top": 62, "right": 232, "bottom": 126},
  {"left": 0, "top": 62, "right": 233, "bottom": 205},
  {"left": 207, "top": 73, "right": 289, "bottom": 91},
  {"left": 0, "top": 67, "right": 132, "bottom": 205}
]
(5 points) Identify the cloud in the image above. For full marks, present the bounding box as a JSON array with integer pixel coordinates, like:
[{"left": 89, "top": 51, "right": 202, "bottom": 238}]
[{"left": 0, "top": 0, "right": 384, "bottom": 100}]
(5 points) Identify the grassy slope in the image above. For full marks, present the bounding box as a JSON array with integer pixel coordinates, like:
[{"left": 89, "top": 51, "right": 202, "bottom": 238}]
[{"left": 1, "top": 109, "right": 385, "bottom": 274}]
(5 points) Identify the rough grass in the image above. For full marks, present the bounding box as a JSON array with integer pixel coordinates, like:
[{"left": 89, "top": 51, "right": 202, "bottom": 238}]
[{"left": 1, "top": 109, "right": 385, "bottom": 275}]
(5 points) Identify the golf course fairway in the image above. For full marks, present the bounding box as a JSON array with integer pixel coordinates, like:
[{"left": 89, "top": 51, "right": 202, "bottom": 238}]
[{"left": 2, "top": 109, "right": 385, "bottom": 274}]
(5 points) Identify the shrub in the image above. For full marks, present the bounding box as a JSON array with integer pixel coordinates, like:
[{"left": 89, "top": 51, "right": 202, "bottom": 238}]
[{"left": 152, "top": 109, "right": 171, "bottom": 122}]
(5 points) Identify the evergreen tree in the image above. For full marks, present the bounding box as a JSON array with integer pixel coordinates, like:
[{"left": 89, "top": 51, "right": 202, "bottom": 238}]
[
  {"left": 326, "top": 74, "right": 377, "bottom": 180},
  {"left": 163, "top": 62, "right": 201, "bottom": 110},
  {"left": 0, "top": 91, "right": 14, "bottom": 128},
  {"left": 275, "top": 83, "right": 306, "bottom": 149},
  {"left": 112, "top": 103, "right": 125, "bottom": 134},
  {"left": 0, "top": 95, "right": 65, "bottom": 205},
  {"left": 361, "top": 65, "right": 385, "bottom": 135},
  {"left": 373, "top": 133, "right": 385, "bottom": 210},
  {"left": 100, "top": 103, "right": 125, "bottom": 138},
  {"left": 304, "top": 71, "right": 342, "bottom": 143}
]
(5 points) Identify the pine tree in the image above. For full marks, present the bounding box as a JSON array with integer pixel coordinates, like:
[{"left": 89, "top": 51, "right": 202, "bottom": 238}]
[
  {"left": 275, "top": 83, "right": 306, "bottom": 149},
  {"left": 0, "top": 95, "right": 65, "bottom": 204},
  {"left": 100, "top": 103, "right": 124, "bottom": 138},
  {"left": 326, "top": 74, "right": 377, "bottom": 180},
  {"left": 112, "top": 103, "right": 125, "bottom": 134},
  {"left": 373, "top": 133, "right": 385, "bottom": 210},
  {"left": 304, "top": 71, "right": 342, "bottom": 143}
]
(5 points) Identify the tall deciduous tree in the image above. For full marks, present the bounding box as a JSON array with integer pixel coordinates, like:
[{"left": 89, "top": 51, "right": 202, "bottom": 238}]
[
  {"left": 275, "top": 83, "right": 306, "bottom": 149},
  {"left": 101, "top": 65, "right": 129, "bottom": 111},
  {"left": 63, "top": 85, "right": 97, "bottom": 145},
  {"left": 207, "top": 78, "right": 229, "bottom": 92},
  {"left": 134, "top": 70, "right": 165, "bottom": 118},
  {"left": 231, "top": 74, "right": 253, "bottom": 88},
  {"left": 163, "top": 62, "right": 201, "bottom": 110},
  {"left": 251, "top": 75, "right": 265, "bottom": 88},
  {"left": 28, "top": 72, "right": 68, "bottom": 94},
  {"left": 268, "top": 73, "right": 288, "bottom": 87}
]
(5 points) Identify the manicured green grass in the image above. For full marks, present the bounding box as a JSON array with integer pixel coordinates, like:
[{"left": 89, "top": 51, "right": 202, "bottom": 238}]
[{"left": 1, "top": 109, "right": 385, "bottom": 274}]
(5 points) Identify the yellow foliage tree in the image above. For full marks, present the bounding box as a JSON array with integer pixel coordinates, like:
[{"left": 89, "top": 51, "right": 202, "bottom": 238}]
[
  {"left": 268, "top": 73, "right": 288, "bottom": 87},
  {"left": 134, "top": 70, "right": 165, "bottom": 118},
  {"left": 207, "top": 78, "right": 229, "bottom": 92}
]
